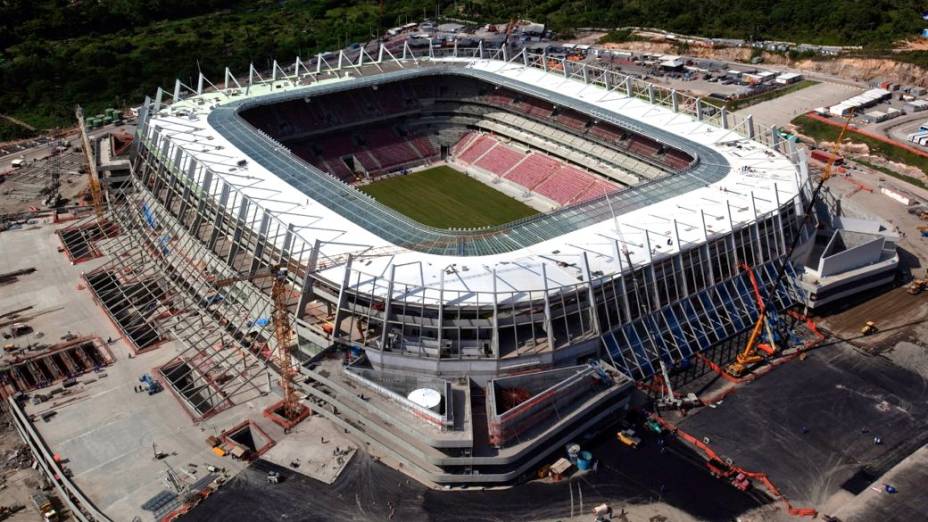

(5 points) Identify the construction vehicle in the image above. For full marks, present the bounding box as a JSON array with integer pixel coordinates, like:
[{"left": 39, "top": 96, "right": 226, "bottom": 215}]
[
  {"left": 213, "top": 264, "right": 306, "bottom": 425},
  {"left": 725, "top": 264, "right": 779, "bottom": 377},
  {"left": 592, "top": 503, "right": 613, "bottom": 521},
  {"left": 31, "top": 492, "right": 58, "bottom": 522},
  {"left": 861, "top": 321, "right": 878, "bottom": 336},
  {"left": 907, "top": 278, "right": 928, "bottom": 295},
  {"left": 655, "top": 359, "right": 701, "bottom": 409},
  {"left": 616, "top": 429, "right": 641, "bottom": 448},
  {"left": 139, "top": 373, "right": 163, "bottom": 395},
  {"left": 644, "top": 419, "right": 663, "bottom": 434},
  {"left": 730, "top": 472, "right": 752, "bottom": 491}
]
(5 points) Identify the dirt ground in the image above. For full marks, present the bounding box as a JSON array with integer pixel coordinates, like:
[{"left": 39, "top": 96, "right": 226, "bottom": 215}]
[
  {"left": 815, "top": 285, "right": 928, "bottom": 351},
  {"left": 0, "top": 407, "right": 54, "bottom": 521},
  {"left": 0, "top": 150, "right": 88, "bottom": 216}
]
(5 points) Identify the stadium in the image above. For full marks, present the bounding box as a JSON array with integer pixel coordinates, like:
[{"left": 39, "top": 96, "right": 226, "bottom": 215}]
[{"left": 79, "top": 43, "right": 814, "bottom": 484}]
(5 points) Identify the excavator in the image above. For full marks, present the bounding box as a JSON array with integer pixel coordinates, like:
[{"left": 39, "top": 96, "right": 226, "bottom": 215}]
[{"left": 907, "top": 269, "right": 928, "bottom": 295}]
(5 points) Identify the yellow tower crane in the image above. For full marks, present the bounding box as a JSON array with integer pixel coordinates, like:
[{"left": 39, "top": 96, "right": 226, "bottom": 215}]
[
  {"left": 75, "top": 106, "right": 105, "bottom": 219},
  {"left": 213, "top": 265, "right": 306, "bottom": 425}
]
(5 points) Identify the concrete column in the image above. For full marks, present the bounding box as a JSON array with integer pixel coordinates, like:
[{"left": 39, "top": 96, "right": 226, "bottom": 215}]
[
  {"left": 225, "top": 198, "right": 251, "bottom": 266},
  {"left": 281, "top": 223, "right": 295, "bottom": 260},
  {"left": 773, "top": 183, "right": 787, "bottom": 256},
  {"left": 721, "top": 107, "right": 729, "bottom": 129},
  {"left": 491, "top": 268, "right": 499, "bottom": 358},
  {"left": 613, "top": 240, "right": 632, "bottom": 321},
  {"left": 671, "top": 90, "right": 678, "bottom": 112},
  {"left": 190, "top": 170, "right": 212, "bottom": 234},
  {"left": 701, "top": 209, "right": 715, "bottom": 287},
  {"left": 331, "top": 255, "right": 354, "bottom": 339},
  {"left": 177, "top": 158, "right": 196, "bottom": 223},
  {"left": 379, "top": 264, "right": 397, "bottom": 350},
  {"left": 749, "top": 192, "right": 765, "bottom": 264},
  {"left": 746, "top": 114, "right": 755, "bottom": 140},
  {"left": 207, "top": 183, "right": 230, "bottom": 251},
  {"left": 296, "top": 239, "right": 321, "bottom": 320},
  {"left": 437, "top": 270, "right": 444, "bottom": 353},
  {"left": 581, "top": 252, "right": 602, "bottom": 336},
  {"left": 645, "top": 232, "right": 660, "bottom": 311},
  {"left": 250, "top": 210, "right": 271, "bottom": 275},
  {"left": 541, "top": 264, "right": 556, "bottom": 351},
  {"left": 696, "top": 99, "right": 704, "bottom": 121}
]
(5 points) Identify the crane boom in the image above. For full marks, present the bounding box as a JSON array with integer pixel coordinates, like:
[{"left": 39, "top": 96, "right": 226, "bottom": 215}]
[
  {"left": 210, "top": 265, "right": 302, "bottom": 420},
  {"left": 725, "top": 113, "right": 853, "bottom": 378},
  {"left": 75, "top": 106, "right": 105, "bottom": 219},
  {"left": 819, "top": 112, "right": 854, "bottom": 184}
]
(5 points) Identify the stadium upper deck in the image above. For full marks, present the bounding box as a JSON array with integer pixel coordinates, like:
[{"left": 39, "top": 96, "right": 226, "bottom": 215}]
[{"left": 139, "top": 52, "right": 806, "bottom": 305}]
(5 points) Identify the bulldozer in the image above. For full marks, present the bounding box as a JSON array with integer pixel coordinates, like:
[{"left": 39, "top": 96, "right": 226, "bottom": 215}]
[
  {"left": 860, "top": 321, "right": 878, "bottom": 336},
  {"left": 907, "top": 279, "right": 928, "bottom": 295}
]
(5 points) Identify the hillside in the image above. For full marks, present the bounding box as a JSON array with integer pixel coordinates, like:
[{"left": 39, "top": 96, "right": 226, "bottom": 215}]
[{"left": 0, "top": 0, "right": 925, "bottom": 130}]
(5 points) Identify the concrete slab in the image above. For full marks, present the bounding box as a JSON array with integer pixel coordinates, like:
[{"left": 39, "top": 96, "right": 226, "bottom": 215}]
[
  {"left": 737, "top": 81, "right": 860, "bottom": 128},
  {"left": 261, "top": 415, "right": 356, "bottom": 484},
  {"left": 828, "top": 444, "right": 928, "bottom": 521},
  {"left": 0, "top": 222, "right": 288, "bottom": 521},
  {"left": 187, "top": 424, "right": 768, "bottom": 521},
  {"left": 679, "top": 342, "right": 928, "bottom": 508}
]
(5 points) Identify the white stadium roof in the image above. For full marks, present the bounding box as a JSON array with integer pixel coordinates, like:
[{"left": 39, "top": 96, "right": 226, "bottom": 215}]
[{"left": 145, "top": 57, "right": 803, "bottom": 303}]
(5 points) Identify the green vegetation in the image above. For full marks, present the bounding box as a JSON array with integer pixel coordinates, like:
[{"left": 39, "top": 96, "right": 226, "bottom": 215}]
[
  {"left": 851, "top": 159, "right": 927, "bottom": 190},
  {"left": 359, "top": 166, "right": 538, "bottom": 228},
  {"left": 727, "top": 80, "right": 819, "bottom": 111},
  {"left": 792, "top": 114, "right": 928, "bottom": 177},
  {"left": 466, "top": 0, "right": 924, "bottom": 47},
  {"left": 0, "top": 0, "right": 432, "bottom": 129},
  {"left": 597, "top": 29, "right": 640, "bottom": 44},
  {"left": 1, "top": 1, "right": 925, "bottom": 131},
  {"left": 0, "top": 118, "right": 36, "bottom": 142}
]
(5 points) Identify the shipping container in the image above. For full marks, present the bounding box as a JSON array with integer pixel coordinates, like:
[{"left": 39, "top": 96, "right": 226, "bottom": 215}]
[{"left": 810, "top": 149, "right": 843, "bottom": 165}]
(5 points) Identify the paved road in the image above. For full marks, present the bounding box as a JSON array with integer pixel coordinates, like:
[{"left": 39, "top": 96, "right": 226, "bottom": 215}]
[
  {"left": 187, "top": 418, "right": 767, "bottom": 522},
  {"left": 0, "top": 123, "right": 135, "bottom": 172}
]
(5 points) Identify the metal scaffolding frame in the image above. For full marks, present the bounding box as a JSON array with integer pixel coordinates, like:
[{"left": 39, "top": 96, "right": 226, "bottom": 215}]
[{"left": 101, "top": 45, "right": 813, "bottom": 383}]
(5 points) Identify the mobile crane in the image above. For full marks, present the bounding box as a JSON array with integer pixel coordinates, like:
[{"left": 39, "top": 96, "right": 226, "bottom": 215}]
[{"left": 726, "top": 112, "right": 855, "bottom": 377}]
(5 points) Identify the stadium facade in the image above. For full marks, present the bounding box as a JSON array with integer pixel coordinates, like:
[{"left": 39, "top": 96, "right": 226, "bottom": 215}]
[{"left": 85, "top": 43, "right": 817, "bottom": 484}]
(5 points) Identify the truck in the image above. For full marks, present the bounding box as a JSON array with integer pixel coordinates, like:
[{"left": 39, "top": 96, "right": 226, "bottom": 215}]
[
  {"left": 31, "top": 492, "right": 58, "bottom": 521},
  {"left": 616, "top": 429, "right": 641, "bottom": 448},
  {"left": 139, "top": 373, "right": 163, "bottom": 395},
  {"left": 11, "top": 158, "right": 25, "bottom": 168}
]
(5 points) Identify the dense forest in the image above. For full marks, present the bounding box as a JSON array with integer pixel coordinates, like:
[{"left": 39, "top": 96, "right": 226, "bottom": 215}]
[{"left": 0, "top": 0, "right": 926, "bottom": 130}]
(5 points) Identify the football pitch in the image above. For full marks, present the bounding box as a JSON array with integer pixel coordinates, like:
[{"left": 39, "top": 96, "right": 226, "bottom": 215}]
[{"left": 359, "top": 166, "right": 538, "bottom": 228}]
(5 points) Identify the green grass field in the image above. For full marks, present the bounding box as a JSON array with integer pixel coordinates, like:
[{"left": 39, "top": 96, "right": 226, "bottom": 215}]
[{"left": 359, "top": 166, "right": 538, "bottom": 229}]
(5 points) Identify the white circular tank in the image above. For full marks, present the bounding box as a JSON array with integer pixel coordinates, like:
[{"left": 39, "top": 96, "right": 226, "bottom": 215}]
[{"left": 407, "top": 388, "right": 442, "bottom": 409}]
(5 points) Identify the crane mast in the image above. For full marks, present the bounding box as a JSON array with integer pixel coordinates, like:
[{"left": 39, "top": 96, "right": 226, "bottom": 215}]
[
  {"left": 270, "top": 267, "right": 300, "bottom": 419},
  {"left": 213, "top": 264, "right": 306, "bottom": 427},
  {"left": 75, "top": 106, "right": 105, "bottom": 219}
]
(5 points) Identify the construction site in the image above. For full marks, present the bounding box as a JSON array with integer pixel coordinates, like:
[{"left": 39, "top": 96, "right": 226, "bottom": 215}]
[{"left": 0, "top": 38, "right": 927, "bottom": 522}]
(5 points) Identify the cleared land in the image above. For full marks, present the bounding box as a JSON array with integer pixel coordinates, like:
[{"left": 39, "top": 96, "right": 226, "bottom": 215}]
[
  {"left": 792, "top": 114, "right": 928, "bottom": 183},
  {"left": 359, "top": 165, "right": 538, "bottom": 229}
]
